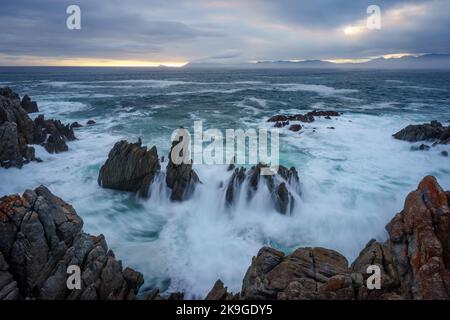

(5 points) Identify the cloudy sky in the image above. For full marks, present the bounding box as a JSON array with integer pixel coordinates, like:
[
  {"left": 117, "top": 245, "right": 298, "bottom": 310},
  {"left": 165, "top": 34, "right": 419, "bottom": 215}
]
[{"left": 1, "top": 0, "right": 449, "bottom": 66}]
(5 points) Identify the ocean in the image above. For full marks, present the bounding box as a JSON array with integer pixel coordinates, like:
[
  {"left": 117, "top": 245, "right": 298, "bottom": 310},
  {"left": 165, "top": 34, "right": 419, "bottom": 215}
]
[{"left": 1, "top": 67, "right": 449, "bottom": 298}]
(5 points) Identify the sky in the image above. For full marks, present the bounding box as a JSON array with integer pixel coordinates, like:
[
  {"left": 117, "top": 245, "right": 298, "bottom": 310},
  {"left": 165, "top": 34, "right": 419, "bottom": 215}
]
[{"left": 1, "top": 0, "right": 450, "bottom": 66}]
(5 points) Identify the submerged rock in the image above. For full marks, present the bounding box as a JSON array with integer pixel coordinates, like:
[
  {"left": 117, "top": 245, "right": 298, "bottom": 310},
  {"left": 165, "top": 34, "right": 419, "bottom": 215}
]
[
  {"left": 86, "top": 120, "right": 96, "bottom": 125},
  {"left": 0, "top": 186, "right": 143, "bottom": 300},
  {"left": 21, "top": 95, "right": 39, "bottom": 113},
  {"left": 393, "top": 120, "right": 450, "bottom": 144},
  {"left": 98, "top": 139, "right": 160, "bottom": 197},
  {"left": 288, "top": 124, "right": 302, "bottom": 132},
  {"left": 205, "top": 279, "right": 237, "bottom": 300}
]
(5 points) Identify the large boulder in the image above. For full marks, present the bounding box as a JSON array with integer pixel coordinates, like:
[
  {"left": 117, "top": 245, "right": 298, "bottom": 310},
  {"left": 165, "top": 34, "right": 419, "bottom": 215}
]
[
  {"left": 98, "top": 139, "right": 160, "bottom": 197},
  {"left": 21, "top": 95, "right": 39, "bottom": 113},
  {"left": 166, "top": 138, "right": 200, "bottom": 201},
  {"left": 385, "top": 176, "right": 450, "bottom": 299},
  {"left": 0, "top": 186, "right": 143, "bottom": 300},
  {"left": 393, "top": 120, "right": 450, "bottom": 144}
]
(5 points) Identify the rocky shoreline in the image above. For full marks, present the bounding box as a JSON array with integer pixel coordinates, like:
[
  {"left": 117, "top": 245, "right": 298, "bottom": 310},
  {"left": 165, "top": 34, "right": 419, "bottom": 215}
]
[{"left": 1, "top": 87, "right": 450, "bottom": 300}]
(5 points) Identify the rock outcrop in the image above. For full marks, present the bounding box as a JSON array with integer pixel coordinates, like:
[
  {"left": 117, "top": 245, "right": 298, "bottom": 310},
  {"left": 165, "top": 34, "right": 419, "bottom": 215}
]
[
  {"left": 166, "top": 138, "right": 200, "bottom": 201},
  {"left": 0, "top": 87, "right": 75, "bottom": 167},
  {"left": 205, "top": 279, "right": 237, "bottom": 300},
  {"left": 33, "top": 115, "right": 76, "bottom": 153},
  {"left": 393, "top": 120, "right": 450, "bottom": 144},
  {"left": 225, "top": 163, "right": 299, "bottom": 214},
  {"left": 21, "top": 95, "right": 39, "bottom": 113},
  {"left": 268, "top": 110, "right": 341, "bottom": 125},
  {"left": 98, "top": 139, "right": 160, "bottom": 197},
  {"left": 0, "top": 186, "right": 143, "bottom": 300},
  {"left": 210, "top": 175, "right": 450, "bottom": 300}
]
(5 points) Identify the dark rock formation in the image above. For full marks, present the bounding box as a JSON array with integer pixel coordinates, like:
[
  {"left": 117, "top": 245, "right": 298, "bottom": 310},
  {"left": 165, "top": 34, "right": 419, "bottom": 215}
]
[
  {"left": 268, "top": 110, "right": 341, "bottom": 124},
  {"left": 210, "top": 175, "right": 450, "bottom": 300},
  {"left": 418, "top": 144, "right": 430, "bottom": 151},
  {"left": 70, "top": 122, "right": 83, "bottom": 129},
  {"left": 441, "top": 151, "right": 448, "bottom": 157},
  {"left": 0, "top": 87, "right": 75, "bottom": 167},
  {"left": 0, "top": 186, "right": 143, "bottom": 300},
  {"left": 98, "top": 139, "right": 160, "bottom": 197},
  {"left": 21, "top": 95, "right": 39, "bottom": 113},
  {"left": 0, "top": 88, "right": 37, "bottom": 167},
  {"left": 166, "top": 138, "right": 200, "bottom": 201},
  {"left": 393, "top": 120, "right": 450, "bottom": 144},
  {"left": 225, "top": 163, "right": 299, "bottom": 214},
  {"left": 142, "top": 288, "right": 184, "bottom": 300},
  {"left": 34, "top": 115, "right": 76, "bottom": 153},
  {"left": 87, "top": 120, "right": 96, "bottom": 125}
]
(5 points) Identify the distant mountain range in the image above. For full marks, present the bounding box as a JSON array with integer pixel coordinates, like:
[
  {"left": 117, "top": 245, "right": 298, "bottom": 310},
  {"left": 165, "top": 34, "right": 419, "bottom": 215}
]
[{"left": 183, "top": 54, "right": 450, "bottom": 69}]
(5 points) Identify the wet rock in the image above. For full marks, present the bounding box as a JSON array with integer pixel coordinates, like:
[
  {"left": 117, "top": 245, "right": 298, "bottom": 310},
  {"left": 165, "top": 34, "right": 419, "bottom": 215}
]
[
  {"left": 86, "top": 120, "right": 96, "bottom": 125},
  {"left": 441, "top": 150, "right": 448, "bottom": 157},
  {"left": 205, "top": 279, "right": 237, "bottom": 300},
  {"left": 219, "top": 175, "right": 450, "bottom": 300},
  {"left": 166, "top": 137, "right": 200, "bottom": 201},
  {"left": 385, "top": 176, "right": 450, "bottom": 299},
  {"left": 393, "top": 121, "right": 450, "bottom": 143},
  {"left": 1, "top": 87, "right": 75, "bottom": 167},
  {"left": 327, "top": 127, "right": 335, "bottom": 130},
  {"left": 268, "top": 110, "right": 341, "bottom": 124},
  {"left": 288, "top": 124, "right": 302, "bottom": 132},
  {"left": 98, "top": 139, "right": 160, "bottom": 197},
  {"left": 21, "top": 95, "right": 39, "bottom": 113},
  {"left": 225, "top": 167, "right": 246, "bottom": 205},
  {"left": 274, "top": 121, "right": 289, "bottom": 128},
  {"left": 225, "top": 163, "right": 299, "bottom": 214},
  {"left": 240, "top": 246, "right": 354, "bottom": 300},
  {"left": 0, "top": 186, "right": 143, "bottom": 300},
  {"left": 419, "top": 144, "right": 430, "bottom": 151}
]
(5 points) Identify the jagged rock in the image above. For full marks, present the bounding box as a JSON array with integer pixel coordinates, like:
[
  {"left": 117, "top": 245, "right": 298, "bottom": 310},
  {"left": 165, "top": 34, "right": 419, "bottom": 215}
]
[
  {"left": 142, "top": 288, "right": 184, "bottom": 300},
  {"left": 21, "top": 95, "right": 39, "bottom": 113},
  {"left": 225, "top": 163, "right": 299, "bottom": 214},
  {"left": 0, "top": 186, "right": 143, "bottom": 300},
  {"left": 0, "top": 252, "right": 19, "bottom": 300},
  {"left": 393, "top": 121, "right": 450, "bottom": 144},
  {"left": 0, "top": 122, "right": 35, "bottom": 168},
  {"left": 274, "top": 121, "right": 289, "bottom": 128},
  {"left": 288, "top": 124, "right": 302, "bottom": 132},
  {"left": 350, "top": 239, "right": 403, "bottom": 300},
  {"left": 166, "top": 138, "right": 200, "bottom": 201},
  {"left": 98, "top": 139, "right": 160, "bottom": 197},
  {"left": 34, "top": 115, "right": 76, "bottom": 153},
  {"left": 205, "top": 279, "right": 237, "bottom": 300},
  {"left": 70, "top": 122, "right": 83, "bottom": 129},
  {"left": 0, "top": 87, "right": 75, "bottom": 166},
  {"left": 240, "top": 246, "right": 354, "bottom": 300}
]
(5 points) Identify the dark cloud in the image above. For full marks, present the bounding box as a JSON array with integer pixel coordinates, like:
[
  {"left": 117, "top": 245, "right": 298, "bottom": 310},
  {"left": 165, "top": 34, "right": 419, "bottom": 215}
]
[{"left": 0, "top": 0, "right": 449, "bottom": 64}]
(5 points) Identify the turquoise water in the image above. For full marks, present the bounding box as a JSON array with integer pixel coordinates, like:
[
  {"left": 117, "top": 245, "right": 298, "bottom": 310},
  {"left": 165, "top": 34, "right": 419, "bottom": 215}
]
[{"left": 1, "top": 67, "right": 449, "bottom": 297}]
